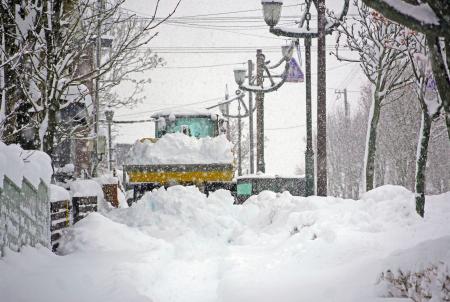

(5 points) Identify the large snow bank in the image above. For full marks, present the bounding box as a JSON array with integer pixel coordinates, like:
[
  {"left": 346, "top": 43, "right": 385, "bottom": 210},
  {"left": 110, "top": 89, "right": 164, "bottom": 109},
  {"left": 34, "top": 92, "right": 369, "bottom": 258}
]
[
  {"left": 0, "top": 141, "right": 52, "bottom": 188},
  {"left": 126, "top": 133, "right": 233, "bottom": 165},
  {"left": 1, "top": 186, "right": 449, "bottom": 302}
]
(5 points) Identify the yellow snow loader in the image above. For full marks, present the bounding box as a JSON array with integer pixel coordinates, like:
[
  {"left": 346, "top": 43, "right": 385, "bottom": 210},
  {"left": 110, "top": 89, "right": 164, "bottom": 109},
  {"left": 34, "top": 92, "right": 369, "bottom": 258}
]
[{"left": 123, "top": 110, "right": 235, "bottom": 201}]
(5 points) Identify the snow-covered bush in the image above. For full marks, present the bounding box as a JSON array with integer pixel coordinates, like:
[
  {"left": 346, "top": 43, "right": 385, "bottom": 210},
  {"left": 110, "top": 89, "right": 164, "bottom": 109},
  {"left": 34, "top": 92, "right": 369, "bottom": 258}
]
[{"left": 376, "top": 236, "right": 450, "bottom": 301}]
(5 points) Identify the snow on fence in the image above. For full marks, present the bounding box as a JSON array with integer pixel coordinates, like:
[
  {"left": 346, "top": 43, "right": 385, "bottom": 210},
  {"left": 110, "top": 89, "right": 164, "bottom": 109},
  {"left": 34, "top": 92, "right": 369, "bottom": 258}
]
[
  {"left": 0, "top": 176, "right": 50, "bottom": 256},
  {"left": 50, "top": 199, "right": 71, "bottom": 251},
  {"left": 51, "top": 196, "right": 98, "bottom": 251}
]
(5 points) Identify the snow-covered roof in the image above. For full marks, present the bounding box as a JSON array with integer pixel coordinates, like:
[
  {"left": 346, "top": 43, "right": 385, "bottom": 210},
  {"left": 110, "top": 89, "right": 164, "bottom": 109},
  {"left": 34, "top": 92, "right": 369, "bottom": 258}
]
[
  {"left": 261, "top": 0, "right": 283, "bottom": 3},
  {"left": 151, "top": 109, "right": 217, "bottom": 118}
]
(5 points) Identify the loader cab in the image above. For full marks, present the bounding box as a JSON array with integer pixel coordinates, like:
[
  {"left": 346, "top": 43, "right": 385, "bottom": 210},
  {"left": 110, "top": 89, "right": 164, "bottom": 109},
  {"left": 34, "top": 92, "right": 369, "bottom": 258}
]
[{"left": 152, "top": 110, "right": 225, "bottom": 139}]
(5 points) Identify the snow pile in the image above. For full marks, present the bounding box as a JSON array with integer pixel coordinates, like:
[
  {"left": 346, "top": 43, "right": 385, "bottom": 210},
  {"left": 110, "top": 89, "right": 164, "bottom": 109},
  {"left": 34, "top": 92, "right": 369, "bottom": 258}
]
[
  {"left": 93, "top": 174, "right": 119, "bottom": 185},
  {"left": 49, "top": 184, "right": 70, "bottom": 202},
  {"left": 126, "top": 133, "right": 233, "bottom": 165},
  {"left": 1, "top": 185, "right": 450, "bottom": 302},
  {"left": 0, "top": 141, "right": 52, "bottom": 188},
  {"left": 69, "top": 179, "right": 104, "bottom": 199}
]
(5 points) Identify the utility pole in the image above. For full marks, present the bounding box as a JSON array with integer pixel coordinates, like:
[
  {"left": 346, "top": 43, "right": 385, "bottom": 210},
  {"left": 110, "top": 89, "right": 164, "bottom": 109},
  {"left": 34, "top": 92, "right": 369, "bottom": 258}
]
[
  {"left": 237, "top": 100, "right": 242, "bottom": 176},
  {"left": 208, "top": 91, "right": 248, "bottom": 176},
  {"left": 225, "top": 85, "right": 230, "bottom": 141},
  {"left": 255, "top": 49, "right": 265, "bottom": 173},
  {"left": 105, "top": 110, "right": 114, "bottom": 171},
  {"left": 248, "top": 60, "right": 255, "bottom": 174},
  {"left": 93, "top": 0, "right": 104, "bottom": 176},
  {"left": 317, "top": 0, "right": 327, "bottom": 196},
  {"left": 335, "top": 88, "right": 349, "bottom": 120},
  {"left": 304, "top": 37, "right": 315, "bottom": 196}
]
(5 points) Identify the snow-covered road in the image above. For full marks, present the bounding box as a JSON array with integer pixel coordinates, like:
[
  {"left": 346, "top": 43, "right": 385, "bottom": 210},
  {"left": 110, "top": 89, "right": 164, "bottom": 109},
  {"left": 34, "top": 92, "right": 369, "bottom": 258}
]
[{"left": 1, "top": 185, "right": 449, "bottom": 302}]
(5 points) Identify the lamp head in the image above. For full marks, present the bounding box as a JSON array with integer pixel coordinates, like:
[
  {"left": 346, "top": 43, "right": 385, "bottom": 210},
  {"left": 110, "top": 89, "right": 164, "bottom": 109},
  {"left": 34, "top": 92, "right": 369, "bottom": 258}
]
[
  {"left": 233, "top": 67, "right": 247, "bottom": 86},
  {"left": 105, "top": 110, "right": 114, "bottom": 122},
  {"left": 261, "top": 0, "right": 283, "bottom": 27}
]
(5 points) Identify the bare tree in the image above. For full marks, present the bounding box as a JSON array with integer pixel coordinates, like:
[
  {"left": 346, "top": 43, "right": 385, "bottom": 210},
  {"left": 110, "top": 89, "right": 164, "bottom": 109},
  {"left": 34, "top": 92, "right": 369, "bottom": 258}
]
[
  {"left": 362, "top": 0, "right": 450, "bottom": 140},
  {"left": 332, "top": 0, "right": 412, "bottom": 191},
  {"left": 0, "top": 0, "right": 180, "bottom": 160},
  {"left": 327, "top": 83, "right": 370, "bottom": 199},
  {"left": 406, "top": 34, "right": 442, "bottom": 217}
]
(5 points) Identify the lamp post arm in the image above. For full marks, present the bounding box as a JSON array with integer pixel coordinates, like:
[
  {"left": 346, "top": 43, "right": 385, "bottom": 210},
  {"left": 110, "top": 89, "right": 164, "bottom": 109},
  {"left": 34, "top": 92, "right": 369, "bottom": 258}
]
[
  {"left": 269, "top": 0, "right": 350, "bottom": 38},
  {"left": 267, "top": 56, "right": 286, "bottom": 69},
  {"left": 264, "top": 65, "right": 276, "bottom": 86},
  {"left": 270, "top": 26, "right": 319, "bottom": 38},
  {"left": 239, "top": 97, "right": 249, "bottom": 113},
  {"left": 239, "top": 58, "right": 290, "bottom": 93}
]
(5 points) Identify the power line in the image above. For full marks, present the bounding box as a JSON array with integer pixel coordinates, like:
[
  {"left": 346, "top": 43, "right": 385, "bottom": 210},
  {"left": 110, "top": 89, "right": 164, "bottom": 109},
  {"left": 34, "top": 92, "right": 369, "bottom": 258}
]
[
  {"left": 161, "top": 62, "right": 246, "bottom": 69},
  {"left": 120, "top": 4, "right": 302, "bottom": 19},
  {"left": 160, "top": 60, "right": 353, "bottom": 71},
  {"left": 138, "top": 46, "right": 352, "bottom": 54},
  {"left": 265, "top": 124, "right": 305, "bottom": 131},
  {"left": 114, "top": 96, "right": 224, "bottom": 118}
]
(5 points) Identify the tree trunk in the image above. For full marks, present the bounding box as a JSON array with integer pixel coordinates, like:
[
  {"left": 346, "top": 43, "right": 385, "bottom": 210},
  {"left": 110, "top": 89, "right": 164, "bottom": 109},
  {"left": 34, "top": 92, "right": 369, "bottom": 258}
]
[
  {"left": 427, "top": 36, "right": 450, "bottom": 141},
  {"left": 415, "top": 111, "right": 432, "bottom": 218},
  {"left": 1, "top": 0, "right": 20, "bottom": 144},
  {"left": 43, "top": 108, "right": 56, "bottom": 156},
  {"left": 364, "top": 92, "right": 382, "bottom": 191}
]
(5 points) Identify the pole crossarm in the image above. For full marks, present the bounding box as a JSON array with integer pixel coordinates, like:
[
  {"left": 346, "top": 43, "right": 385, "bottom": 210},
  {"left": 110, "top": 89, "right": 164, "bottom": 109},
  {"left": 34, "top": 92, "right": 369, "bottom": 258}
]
[
  {"left": 205, "top": 92, "right": 245, "bottom": 110},
  {"left": 208, "top": 93, "right": 255, "bottom": 119},
  {"left": 221, "top": 99, "right": 254, "bottom": 119}
]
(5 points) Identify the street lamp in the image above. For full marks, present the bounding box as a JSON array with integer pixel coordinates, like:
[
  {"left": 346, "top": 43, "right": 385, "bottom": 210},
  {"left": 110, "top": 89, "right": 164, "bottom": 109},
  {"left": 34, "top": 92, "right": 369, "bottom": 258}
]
[
  {"left": 207, "top": 91, "right": 249, "bottom": 176},
  {"left": 260, "top": 0, "right": 350, "bottom": 197},
  {"left": 233, "top": 68, "right": 246, "bottom": 86},
  {"left": 234, "top": 44, "right": 293, "bottom": 93},
  {"left": 233, "top": 44, "right": 294, "bottom": 173},
  {"left": 261, "top": 0, "right": 283, "bottom": 27}
]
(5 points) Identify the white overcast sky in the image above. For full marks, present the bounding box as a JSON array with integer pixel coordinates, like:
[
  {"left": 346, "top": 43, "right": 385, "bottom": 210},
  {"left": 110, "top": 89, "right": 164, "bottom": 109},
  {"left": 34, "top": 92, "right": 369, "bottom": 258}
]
[{"left": 114, "top": 0, "right": 364, "bottom": 175}]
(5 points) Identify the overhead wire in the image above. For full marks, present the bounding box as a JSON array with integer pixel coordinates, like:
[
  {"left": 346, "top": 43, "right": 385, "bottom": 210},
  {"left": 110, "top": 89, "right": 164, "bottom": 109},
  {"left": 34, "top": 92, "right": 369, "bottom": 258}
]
[
  {"left": 114, "top": 96, "right": 224, "bottom": 118},
  {"left": 119, "top": 4, "right": 303, "bottom": 19},
  {"left": 265, "top": 124, "right": 305, "bottom": 131}
]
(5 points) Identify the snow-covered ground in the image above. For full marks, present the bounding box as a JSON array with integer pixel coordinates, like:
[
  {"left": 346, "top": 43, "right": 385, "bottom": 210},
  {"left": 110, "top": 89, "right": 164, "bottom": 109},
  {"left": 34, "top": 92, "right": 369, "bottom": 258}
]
[{"left": 1, "top": 185, "right": 449, "bottom": 302}]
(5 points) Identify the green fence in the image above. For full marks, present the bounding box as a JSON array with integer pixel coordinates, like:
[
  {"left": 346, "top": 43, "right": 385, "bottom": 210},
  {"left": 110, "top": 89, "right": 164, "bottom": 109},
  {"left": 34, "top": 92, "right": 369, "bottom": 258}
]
[{"left": 0, "top": 176, "right": 50, "bottom": 255}]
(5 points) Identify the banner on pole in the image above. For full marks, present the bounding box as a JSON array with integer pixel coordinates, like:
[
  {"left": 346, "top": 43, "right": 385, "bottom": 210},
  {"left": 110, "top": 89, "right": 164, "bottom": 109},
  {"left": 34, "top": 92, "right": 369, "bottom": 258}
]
[{"left": 286, "top": 57, "right": 304, "bottom": 83}]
